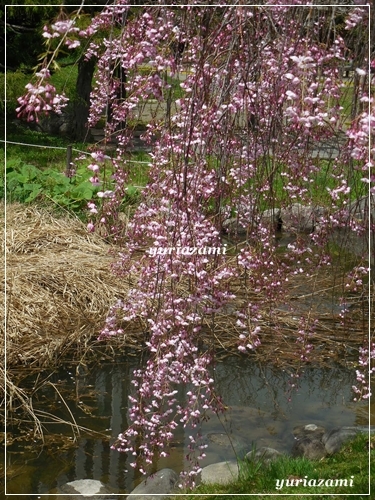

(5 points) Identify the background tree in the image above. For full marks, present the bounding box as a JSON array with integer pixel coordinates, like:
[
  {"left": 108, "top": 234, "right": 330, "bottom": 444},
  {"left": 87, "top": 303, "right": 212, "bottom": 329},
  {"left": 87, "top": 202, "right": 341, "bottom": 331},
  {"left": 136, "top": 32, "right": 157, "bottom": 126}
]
[
  {"left": 3, "top": 3, "right": 58, "bottom": 71},
  {"left": 5, "top": 2, "right": 109, "bottom": 140}
]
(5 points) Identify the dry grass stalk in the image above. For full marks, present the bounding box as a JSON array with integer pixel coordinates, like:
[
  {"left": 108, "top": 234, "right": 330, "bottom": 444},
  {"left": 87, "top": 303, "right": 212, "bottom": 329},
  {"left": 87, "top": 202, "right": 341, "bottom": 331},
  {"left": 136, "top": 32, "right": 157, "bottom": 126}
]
[{"left": 199, "top": 259, "right": 371, "bottom": 365}]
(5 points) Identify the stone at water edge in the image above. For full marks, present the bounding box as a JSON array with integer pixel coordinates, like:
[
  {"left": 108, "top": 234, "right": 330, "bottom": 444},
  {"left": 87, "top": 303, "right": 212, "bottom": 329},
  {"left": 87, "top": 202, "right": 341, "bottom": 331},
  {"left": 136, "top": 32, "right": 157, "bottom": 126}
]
[
  {"left": 222, "top": 217, "right": 247, "bottom": 235},
  {"left": 200, "top": 461, "right": 239, "bottom": 485},
  {"left": 260, "top": 208, "right": 282, "bottom": 230},
  {"left": 293, "top": 423, "right": 326, "bottom": 441},
  {"left": 281, "top": 203, "right": 324, "bottom": 234},
  {"left": 128, "top": 468, "right": 179, "bottom": 500},
  {"left": 322, "top": 427, "right": 359, "bottom": 455},
  {"left": 245, "top": 446, "right": 283, "bottom": 464},
  {"left": 56, "top": 478, "right": 116, "bottom": 499},
  {"left": 348, "top": 194, "right": 375, "bottom": 223},
  {"left": 291, "top": 437, "right": 327, "bottom": 460}
]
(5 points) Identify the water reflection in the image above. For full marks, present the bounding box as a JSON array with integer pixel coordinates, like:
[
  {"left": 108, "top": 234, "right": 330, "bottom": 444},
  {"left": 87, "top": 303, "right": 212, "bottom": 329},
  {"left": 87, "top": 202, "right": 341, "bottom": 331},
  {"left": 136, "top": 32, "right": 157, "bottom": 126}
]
[{"left": 4, "top": 358, "right": 370, "bottom": 497}]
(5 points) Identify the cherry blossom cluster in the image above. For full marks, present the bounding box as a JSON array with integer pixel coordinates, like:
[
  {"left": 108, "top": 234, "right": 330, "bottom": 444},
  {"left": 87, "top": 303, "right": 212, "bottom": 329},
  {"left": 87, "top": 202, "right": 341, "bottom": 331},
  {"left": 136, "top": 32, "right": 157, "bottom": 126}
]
[
  {"left": 42, "top": 19, "right": 80, "bottom": 49},
  {"left": 16, "top": 3, "right": 133, "bottom": 123},
  {"left": 346, "top": 99, "right": 375, "bottom": 193},
  {"left": 86, "top": 152, "right": 130, "bottom": 243},
  {"left": 16, "top": 10, "right": 88, "bottom": 122},
  {"left": 344, "top": 6, "right": 369, "bottom": 30},
  {"left": 295, "top": 318, "right": 318, "bottom": 363},
  {"left": 16, "top": 3, "right": 372, "bottom": 479},
  {"left": 343, "top": 265, "right": 369, "bottom": 293},
  {"left": 99, "top": 185, "right": 235, "bottom": 477},
  {"left": 352, "top": 343, "right": 375, "bottom": 401},
  {"left": 86, "top": 8, "right": 177, "bottom": 134},
  {"left": 16, "top": 68, "right": 68, "bottom": 122}
]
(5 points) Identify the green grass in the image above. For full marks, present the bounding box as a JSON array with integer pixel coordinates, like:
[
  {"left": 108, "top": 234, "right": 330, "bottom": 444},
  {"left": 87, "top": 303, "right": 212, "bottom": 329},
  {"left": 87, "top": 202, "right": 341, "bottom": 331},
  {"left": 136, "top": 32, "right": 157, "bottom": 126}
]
[
  {"left": 165, "top": 73, "right": 186, "bottom": 100},
  {"left": 3, "top": 123, "right": 151, "bottom": 214},
  {"left": 125, "top": 150, "right": 151, "bottom": 188},
  {"left": 6, "top": 122, "right": 81, "bottom": 169},
  {"left": 4, "top": 117, "right": 366, "bottom": 223},
  {"left": 309, "top": 159, "right": 367, "bottom": 205},
  {"left": 211, "top": 154, "right": 366, "bottom": 218},
  {"left": 173, "top": 433, "right": 373, "bottom": 499},
  {"left": 340, "top": 82, "right": 356, "bottom": 118},
  {"left": 2, "top": 70, "right": 30, "bottom": 113}
]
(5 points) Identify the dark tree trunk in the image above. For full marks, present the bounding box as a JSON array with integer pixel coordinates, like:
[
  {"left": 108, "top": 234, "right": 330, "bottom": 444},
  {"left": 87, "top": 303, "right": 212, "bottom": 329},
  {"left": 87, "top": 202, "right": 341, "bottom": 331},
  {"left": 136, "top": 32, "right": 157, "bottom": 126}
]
[{"left": 71, "top": 56, "right": 96, "bottom": 141}]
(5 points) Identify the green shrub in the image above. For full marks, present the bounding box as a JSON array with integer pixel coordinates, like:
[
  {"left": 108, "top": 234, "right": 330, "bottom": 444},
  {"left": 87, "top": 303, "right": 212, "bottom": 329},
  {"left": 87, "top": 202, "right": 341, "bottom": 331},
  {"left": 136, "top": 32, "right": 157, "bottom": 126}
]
[{"left": 5, "top": 158, "right": 98, "bottom": 212}]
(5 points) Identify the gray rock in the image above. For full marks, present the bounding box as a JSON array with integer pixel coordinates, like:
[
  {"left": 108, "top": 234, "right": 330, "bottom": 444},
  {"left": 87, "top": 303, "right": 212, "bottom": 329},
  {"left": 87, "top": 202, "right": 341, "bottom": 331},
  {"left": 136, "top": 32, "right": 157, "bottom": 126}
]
[
  {"left": 281, "top": 203, "right": 324, "bottom": 233},
  {"left": 128, "top": 468, "right": 179, "bottom": 499},
  {"left": 293, "top": 424, "right": 326, "bottom": 441},
  {"left": 245, "top": 446, "right": 282, "bottom": 464},
  {"left": 352, "top": 425, "right": 375, "bottom": 434},
  {"left": 222, "top": 202, "right": 255, "bottom": 236},
  {"left": 259, "top": 208, "right": 282, "bottom": 230},
  {"left": 59, "top": 120, "right": 70, "bottom": 135},
  {"left": 348, "top": 194, "right": 375, "bottom": 223},
  {"left": 323, "top": 427, "right": 359, "bottom": 455},
  {"left": 329, "top": 225, "right": 372, "bottom": 264},
  {"left": 223, "top": 207, "right": 283, "bottom": 234},
  {"left": 291, "top": 437, "right": 327, "bottom": 460},
  {"left": 200, "top": 461, "right": 239, "bottom": 485},
  {"left": 222, "top": 217, "right": 247, "bottom": 235},
  {"left": 56, "top": 479, "right": 115, "bottom": 499}
]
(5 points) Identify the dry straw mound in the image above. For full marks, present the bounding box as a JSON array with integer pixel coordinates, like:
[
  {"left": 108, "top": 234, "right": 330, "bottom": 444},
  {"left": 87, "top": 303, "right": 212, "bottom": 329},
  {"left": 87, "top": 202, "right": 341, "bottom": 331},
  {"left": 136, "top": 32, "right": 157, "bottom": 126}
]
[{"left": 2, "top": 203, "right": 137, "bottom": 369}]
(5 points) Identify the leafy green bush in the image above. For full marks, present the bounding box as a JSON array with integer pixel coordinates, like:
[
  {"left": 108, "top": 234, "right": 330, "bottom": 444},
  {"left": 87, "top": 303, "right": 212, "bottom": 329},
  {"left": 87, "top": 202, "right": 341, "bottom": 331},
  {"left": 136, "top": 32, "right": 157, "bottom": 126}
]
[
  {"left": 6, "top": 158, "right": 98, "bottom": 212},
  {"left": 50, "top": 62, "right": 78, "bottom": 102}
]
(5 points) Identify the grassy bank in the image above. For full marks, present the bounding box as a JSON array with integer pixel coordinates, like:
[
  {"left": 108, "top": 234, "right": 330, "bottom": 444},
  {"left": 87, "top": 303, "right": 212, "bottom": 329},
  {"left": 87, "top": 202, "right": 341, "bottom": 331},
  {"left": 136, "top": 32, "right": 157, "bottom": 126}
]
[{"left": 175, "top": 433, "right": 373, "bottom": 499}]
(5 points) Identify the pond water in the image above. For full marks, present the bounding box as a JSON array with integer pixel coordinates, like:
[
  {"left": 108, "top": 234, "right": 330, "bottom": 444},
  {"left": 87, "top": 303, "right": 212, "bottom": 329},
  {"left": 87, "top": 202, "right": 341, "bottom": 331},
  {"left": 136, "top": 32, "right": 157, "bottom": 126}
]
[{"left": 3, "top": 357, "right": 371, "bottom": 498}]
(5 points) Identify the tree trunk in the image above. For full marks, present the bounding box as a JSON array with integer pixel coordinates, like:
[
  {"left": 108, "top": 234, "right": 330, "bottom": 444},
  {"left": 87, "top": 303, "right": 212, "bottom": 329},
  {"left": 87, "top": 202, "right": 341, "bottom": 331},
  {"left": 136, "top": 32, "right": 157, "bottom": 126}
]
[{"left": 71, "top": 56, "right": 96, "bottom": 141}]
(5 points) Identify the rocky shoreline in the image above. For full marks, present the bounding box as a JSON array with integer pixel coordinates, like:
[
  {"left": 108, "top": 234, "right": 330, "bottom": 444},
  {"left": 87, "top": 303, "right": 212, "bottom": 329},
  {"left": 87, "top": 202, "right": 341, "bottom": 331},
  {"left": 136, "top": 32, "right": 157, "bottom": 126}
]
[{"left": 53, "top": 423, "right": 374, "bottom": 499}]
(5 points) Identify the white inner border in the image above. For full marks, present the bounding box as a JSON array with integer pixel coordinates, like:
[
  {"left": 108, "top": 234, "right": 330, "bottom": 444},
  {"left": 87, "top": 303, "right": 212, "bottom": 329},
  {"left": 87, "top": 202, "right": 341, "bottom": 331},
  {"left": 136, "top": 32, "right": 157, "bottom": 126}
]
[{"left": 3, "top": 2, "right": 372, "bottom": 496}]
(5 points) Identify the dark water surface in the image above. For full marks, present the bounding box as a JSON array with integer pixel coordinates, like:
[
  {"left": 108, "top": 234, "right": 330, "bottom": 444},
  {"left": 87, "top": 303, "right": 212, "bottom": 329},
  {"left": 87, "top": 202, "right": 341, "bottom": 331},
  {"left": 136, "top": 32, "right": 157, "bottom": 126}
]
[{"left": 3, "top": 358, "right": 371, "bottom": 497}]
